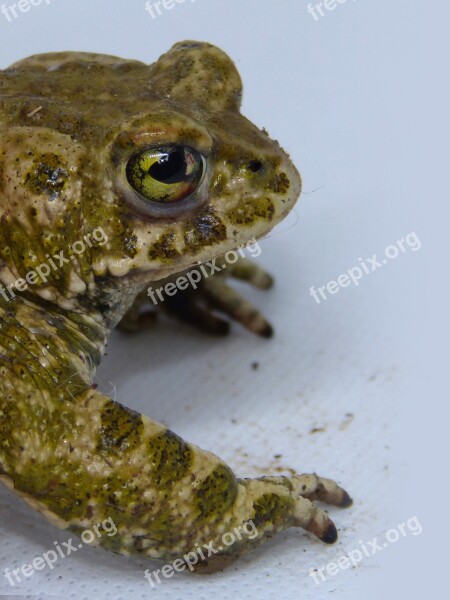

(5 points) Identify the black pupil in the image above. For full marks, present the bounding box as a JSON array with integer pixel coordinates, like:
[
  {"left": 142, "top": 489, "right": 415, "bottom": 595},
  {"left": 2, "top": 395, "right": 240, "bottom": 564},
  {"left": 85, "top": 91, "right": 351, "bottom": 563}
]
[
  {"left": 248, "top": 160, "right": 263, "bottom": 173},
  {"left": 149, "top": 151, "right": 186, "bottom": 184}
]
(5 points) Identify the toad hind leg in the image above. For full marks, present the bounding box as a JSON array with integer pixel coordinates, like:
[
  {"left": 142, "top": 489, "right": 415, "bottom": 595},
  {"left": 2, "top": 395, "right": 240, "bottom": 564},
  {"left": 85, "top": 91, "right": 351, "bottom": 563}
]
[{"left": 0, "top": 300, "right": 351, "bottom": 574}]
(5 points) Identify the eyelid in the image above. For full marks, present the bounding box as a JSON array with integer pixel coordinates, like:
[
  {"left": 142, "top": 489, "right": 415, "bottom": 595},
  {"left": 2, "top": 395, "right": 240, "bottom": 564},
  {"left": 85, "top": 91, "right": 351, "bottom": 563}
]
[{"left": 112, "top": 110, "right": 214, "bottom": 157}]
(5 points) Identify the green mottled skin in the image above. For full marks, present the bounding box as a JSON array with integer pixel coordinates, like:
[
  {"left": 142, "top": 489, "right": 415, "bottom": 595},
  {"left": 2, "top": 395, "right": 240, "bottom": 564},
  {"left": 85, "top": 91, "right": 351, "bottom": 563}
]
[{"left": 0, "top": 42, "right": 351, "bottom": 573}]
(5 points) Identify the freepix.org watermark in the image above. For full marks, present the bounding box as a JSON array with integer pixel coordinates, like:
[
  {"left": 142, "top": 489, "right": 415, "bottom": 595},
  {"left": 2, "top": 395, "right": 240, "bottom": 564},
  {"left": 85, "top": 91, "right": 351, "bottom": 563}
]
[
  {"left": 3, "top": 517, "right": 117, "bottom": 586},
  {"left": 145, "top": 0, "right": 197, "bottom": 20},
  {"left": 144, "top": 520, "right": 258, "bottom": 586},
  {"left": 0, "top": 227, "right": 108, "bottom": 303},
  {"left": 0, "top": 0, "right": 51, "bottom": 23},
  {"left": 309, "top": 515, "right": 423, "bottom": 584},
  {"left": 309, "top": 231, "right": 421, "bottom": 304},
  {"left": 147, "top": 237, "right": 262, "bottom": 305},
  {"left": 307, "top": 0, "right": 358, "bottom": 21}
]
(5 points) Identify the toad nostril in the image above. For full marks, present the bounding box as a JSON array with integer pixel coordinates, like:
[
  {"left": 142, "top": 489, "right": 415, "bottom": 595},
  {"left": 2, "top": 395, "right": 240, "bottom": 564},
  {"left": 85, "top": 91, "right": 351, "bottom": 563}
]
[{"left": 248, "top": 160, "right": 263, "bottom": 173}]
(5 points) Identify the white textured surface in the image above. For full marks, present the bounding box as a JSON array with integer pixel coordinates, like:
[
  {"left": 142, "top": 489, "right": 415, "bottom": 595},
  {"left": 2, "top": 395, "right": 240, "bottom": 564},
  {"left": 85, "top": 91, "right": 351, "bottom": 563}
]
[{"left": 0, "top": 1, "right": 445, "bottom": 599}]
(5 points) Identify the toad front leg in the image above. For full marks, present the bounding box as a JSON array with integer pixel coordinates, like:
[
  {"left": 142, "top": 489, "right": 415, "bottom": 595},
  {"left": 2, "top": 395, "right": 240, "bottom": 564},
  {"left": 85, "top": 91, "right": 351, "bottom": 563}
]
[
  {"left": 0, "top": 300, "right": 351, "bottom": 573},
  {"left": 118, "top": 257, "right": 275, "bottom": 338}
]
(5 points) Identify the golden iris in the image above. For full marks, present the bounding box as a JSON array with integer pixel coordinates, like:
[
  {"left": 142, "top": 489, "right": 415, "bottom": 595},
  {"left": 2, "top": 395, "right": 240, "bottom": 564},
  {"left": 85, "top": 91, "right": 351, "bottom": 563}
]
[{"left": 126, "top": 145, "right": 204, "bottom": 203}]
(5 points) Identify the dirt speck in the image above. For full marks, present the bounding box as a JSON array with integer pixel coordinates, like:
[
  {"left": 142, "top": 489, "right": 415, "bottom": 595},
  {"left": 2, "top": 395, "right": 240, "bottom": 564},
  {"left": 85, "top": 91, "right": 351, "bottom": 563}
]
[
  {"left": 339, "top": 413, "right": 354, "bottom": 431},
  {"left": 310, "top": 426, "right": 326, "bottom": 434}
]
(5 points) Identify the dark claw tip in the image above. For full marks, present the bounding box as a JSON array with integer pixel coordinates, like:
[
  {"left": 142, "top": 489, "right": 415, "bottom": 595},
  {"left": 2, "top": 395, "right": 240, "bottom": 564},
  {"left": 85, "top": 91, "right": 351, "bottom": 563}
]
[
  {"left": 259, "top": 323, "right": 274, "bottom": 339},
  {"left": 321, "top": 522, "right": 338, "bottom": 544},
  {"left": 339, "top": 491, "right": 353, "bottom": 508}
]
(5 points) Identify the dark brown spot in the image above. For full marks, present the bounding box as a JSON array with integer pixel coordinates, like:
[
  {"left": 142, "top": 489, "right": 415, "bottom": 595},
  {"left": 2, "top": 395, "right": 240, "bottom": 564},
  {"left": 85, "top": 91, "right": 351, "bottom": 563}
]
[
  {"left": 97, "top": 401, "right": 143, "bottom": 454},
  {"left": 148, "top": 232, "right": 180, "bottom": 262},
  {"left": 227, "top": 197, "right": 275, "bottom": 226},
  {"left": 266, "top": 172, "right": 290, "bottom": 194},
  {"left": 184, "top": 207, "right": 227, "bottom": 253},
  {"left": 195, "top": 464, "right": 237, "bottom": 522},
  {"left": 251, "top": 493, "right": 294, "bottom": 528},
  {"left": 148, "top": 430, "right": 193, "bottom": 486}
]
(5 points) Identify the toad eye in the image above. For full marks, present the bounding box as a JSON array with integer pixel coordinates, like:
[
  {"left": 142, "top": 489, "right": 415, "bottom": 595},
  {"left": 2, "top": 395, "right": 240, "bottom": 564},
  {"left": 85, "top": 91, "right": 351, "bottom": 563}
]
[{"left": 126, "top": 145, "right": 205, "bottom": 203}]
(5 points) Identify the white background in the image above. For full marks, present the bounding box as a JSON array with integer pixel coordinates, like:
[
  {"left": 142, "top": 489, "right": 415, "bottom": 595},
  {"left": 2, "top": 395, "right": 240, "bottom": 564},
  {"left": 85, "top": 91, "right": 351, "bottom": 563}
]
[{"left": 0, "top": 1, "right": 447, "bottom": 599}]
